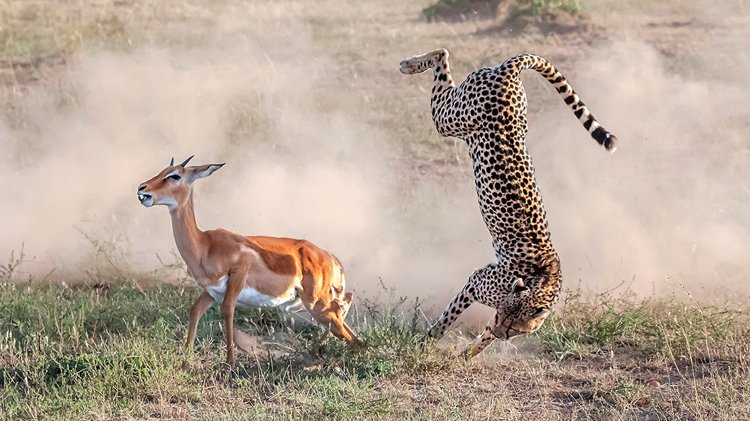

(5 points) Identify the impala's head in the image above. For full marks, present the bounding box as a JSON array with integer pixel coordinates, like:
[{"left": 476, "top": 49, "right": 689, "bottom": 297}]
[
  {"left": 137, "top": 156, "right": 224, "bottom": 210},
  {"left": 493, "top": 256, "right": 562, "bottom": 340}
]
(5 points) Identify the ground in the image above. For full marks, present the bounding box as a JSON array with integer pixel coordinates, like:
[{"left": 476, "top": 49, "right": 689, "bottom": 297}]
[
  {"left": 1, "top": 282, "right": 749, "bottom": 420},
  {"left": 1, "top": 0, "right": 750, "bottom": 419}
]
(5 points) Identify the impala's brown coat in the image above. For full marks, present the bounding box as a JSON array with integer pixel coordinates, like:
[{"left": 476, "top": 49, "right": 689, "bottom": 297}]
[{"left": 138, "top": 160, "right": 362, "bottom": 368}]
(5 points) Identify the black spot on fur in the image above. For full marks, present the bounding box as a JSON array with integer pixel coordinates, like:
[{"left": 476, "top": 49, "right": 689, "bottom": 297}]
[
  {"left": 591, "top": 127, "right": 608, "bottom": 145},
  {"left": 410, "top": 51, "right": 614, "bottom": 356}
]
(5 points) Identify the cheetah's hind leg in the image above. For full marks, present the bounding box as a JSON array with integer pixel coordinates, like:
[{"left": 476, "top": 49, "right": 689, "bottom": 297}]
[{"left": 399, "top": 48, "right": 448, "bottom": 75}]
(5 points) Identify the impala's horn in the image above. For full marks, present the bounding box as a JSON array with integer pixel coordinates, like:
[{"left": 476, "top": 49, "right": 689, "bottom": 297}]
[
  {"left": 170, "top": 157, "right": 174, "bottom": 166},
  {"left": 179, "top": 155, "right": 194, "bottom": 167}
]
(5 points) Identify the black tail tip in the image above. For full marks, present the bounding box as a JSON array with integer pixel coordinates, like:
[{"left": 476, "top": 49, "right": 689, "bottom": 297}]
[
  {"left": 604, "top": 134, "right": 618, "bottom": 152},
  {"left": 592, "top": 126, "right": 617, "bottom": 152}
]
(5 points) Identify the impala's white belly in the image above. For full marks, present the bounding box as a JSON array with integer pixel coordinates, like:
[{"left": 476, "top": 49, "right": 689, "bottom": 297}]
[{"left": 206, "top": 275, "right": 299, "bottom": 309}]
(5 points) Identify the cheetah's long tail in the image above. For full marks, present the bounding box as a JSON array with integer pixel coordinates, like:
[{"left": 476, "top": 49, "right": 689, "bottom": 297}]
[{"left": 504, "top": 54, "right": 618, "bottom": 152}]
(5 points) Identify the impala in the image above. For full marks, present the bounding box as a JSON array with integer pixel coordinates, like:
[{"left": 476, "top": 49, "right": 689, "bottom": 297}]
[{"left": 137, "top": 156, "right": 364, "bottom": 368}]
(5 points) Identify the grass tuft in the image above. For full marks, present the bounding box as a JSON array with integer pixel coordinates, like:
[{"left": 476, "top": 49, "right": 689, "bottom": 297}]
[
  {"left": 510, "top": 0, "right": 583, "bottom": 18},
  {"left": 1, "top": 282, "right": 749, "bottom": 419},
  {"left": 422, "top": 0, "right": 583, "bottom": 22},
  {"left": 538, "top": 289, "right": 748, "bottom": 361}
]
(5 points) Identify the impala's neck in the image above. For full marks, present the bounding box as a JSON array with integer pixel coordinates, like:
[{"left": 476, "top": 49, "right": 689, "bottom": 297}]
[{"left": 169, "top": 191, "right": 205, "bottom": 269}]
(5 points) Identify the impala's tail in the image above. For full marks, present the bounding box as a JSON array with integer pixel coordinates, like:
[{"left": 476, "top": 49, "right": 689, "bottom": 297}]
[{"left": 502, "top": 54, "right": 618, "bottom": 152}]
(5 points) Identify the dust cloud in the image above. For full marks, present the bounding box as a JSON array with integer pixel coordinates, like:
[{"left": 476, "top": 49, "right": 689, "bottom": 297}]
[
  {"left": 0, "top": 1, "right": 748, "bottom": 327},
  {"left": 0, "top": 13, "right": 492, "bottom": 309},
  {"left": 528, "top": 37, "right": 750, "bottom": 299}
]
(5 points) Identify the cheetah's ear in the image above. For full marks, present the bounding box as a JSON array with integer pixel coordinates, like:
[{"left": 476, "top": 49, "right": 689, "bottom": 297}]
[{"left": 512, "top": 278, "right": 528, "bottom": 294}]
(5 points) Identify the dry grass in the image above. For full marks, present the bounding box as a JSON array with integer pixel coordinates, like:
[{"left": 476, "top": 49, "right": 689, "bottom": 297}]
[
  {"left": 1, "top": 277, "right": 748, "bottom": 420},
  {"left": 2, "top": 1, "right": 750, "bottom": 419}
]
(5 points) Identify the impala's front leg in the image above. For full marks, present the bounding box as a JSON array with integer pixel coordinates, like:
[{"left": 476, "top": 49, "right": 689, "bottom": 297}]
[
  {"left": 186, "top": 290, "right": 215, "bottom": 349},
  {"left": 221, "top": 268, "right": 248, "bottom": 370}
]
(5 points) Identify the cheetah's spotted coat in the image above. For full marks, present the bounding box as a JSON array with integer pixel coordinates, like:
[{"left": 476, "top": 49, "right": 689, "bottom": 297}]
[{"left": 400, "top": 49, "right": 617, "bottom": 358}]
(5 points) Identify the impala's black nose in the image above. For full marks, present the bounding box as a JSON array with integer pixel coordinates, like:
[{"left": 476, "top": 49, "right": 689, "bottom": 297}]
[{"left": 138, "top": 184, "right": 147, "bottom": 192}]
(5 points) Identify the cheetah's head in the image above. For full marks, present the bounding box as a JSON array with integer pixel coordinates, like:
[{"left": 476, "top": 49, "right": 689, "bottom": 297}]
[{"left": 493, "top": 258, "right": 562, "bottom": 339}]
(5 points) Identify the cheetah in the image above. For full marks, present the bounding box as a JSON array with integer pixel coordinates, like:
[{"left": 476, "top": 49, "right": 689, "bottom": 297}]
[{"left": 400, "top": 49, "right": 617, "bottom": 358}]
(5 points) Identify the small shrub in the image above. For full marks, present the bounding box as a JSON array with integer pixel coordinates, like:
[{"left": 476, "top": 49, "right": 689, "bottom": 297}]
[
  {"left": 510, "top": 0, "right": 582, "bottom": 19},
  {"left": 422, "top": 0, "right": 582, "bottom": 22},
  {"left": 537, "top": 291, "right": 748, "bottom": 361},
  {"left": 422, "top": 0, "right": 502, "bottom": 22}
]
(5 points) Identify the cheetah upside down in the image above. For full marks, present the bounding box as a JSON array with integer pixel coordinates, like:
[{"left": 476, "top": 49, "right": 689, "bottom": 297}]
[{"left": 400, "top": 49, "right": 617, "bottom": 358}]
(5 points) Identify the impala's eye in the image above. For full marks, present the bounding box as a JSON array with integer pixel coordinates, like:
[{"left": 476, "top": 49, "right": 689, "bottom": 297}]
[{"left": 166, "top": 174, "right": 181, "bottom": 181}]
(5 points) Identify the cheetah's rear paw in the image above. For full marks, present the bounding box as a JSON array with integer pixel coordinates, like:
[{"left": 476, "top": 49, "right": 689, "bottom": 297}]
[
  {"left": 400, "top": 57, "right": 428, "bottom": 75},
  {"left": 400, "top": 49, "right": 448, "bottom": 75}
]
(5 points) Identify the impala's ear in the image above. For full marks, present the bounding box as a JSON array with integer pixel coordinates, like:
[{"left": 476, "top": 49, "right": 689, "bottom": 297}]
[{"left": 187, "top": 163, "right": 224, "bottom": 183}]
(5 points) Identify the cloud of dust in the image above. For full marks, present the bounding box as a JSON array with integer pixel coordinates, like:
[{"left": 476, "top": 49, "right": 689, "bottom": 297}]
[
  {"left": 1, "top": 1, "right": 748, "bottom": 332},
  {"left": 0, "top": 9, "right": 491, "bottom": 312},
  {"left": 527, "top": 36, "right": 750, "bottom": 299}
]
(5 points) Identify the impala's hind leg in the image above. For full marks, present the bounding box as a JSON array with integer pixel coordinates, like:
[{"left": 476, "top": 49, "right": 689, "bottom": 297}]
[
  {"left": 299, "top": 264, "right": 364, "bottom": 351},
  {"left": 311, "top": 293, "right": 351, "bottom": 346},
  {"left": 311, "top": 306, "right": 364, "bottom": 351},
  {"left": 339, "top": 292, "right": 353, "bottom": 319}
]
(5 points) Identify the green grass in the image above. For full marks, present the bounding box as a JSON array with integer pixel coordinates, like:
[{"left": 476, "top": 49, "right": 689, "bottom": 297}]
[
  {"left": 0, "top": 282, "right": 438, "bottom": 419},
  {"left": 2, "top": 1, "right": 750, "bottom": 419},
  {"left": 422, "top": 0, "right": 583, "bottom": 22},
  {"left": 422, "top": 0, "right": 502, "bottom": 22},
  {"left": 512, "top": 0, "right": 583, "bottom": 17},
  {"left": 1, "top": 282, "right": 749, "bottom": 420},
  {"left": 0, "top": 2, "right": 131, "bottom": 64},
  {"left": 537, "top": 290, "right": 747, "bottom": 360}
]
